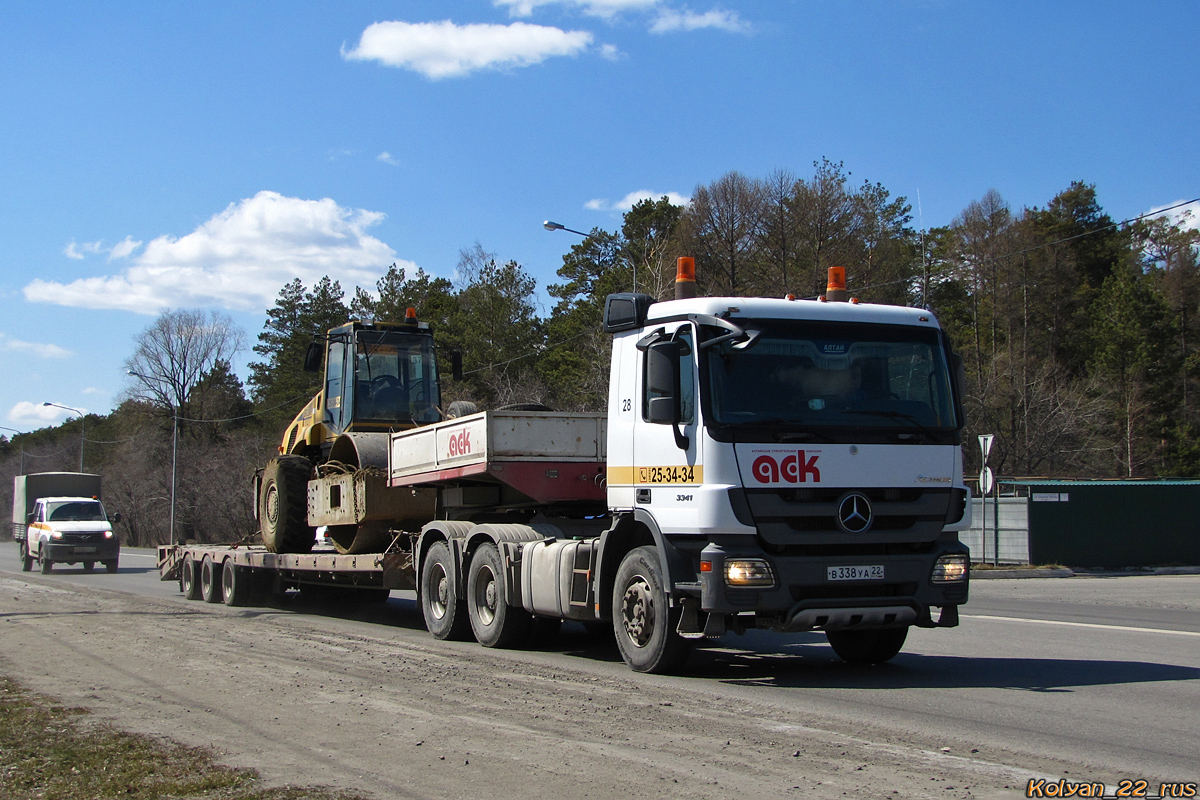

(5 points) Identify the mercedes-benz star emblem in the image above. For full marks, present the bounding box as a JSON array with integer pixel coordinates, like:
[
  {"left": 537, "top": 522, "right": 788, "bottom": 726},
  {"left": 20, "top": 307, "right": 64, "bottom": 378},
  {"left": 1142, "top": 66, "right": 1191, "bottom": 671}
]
[{"left": 836, "top": 493, "right": 873, "bottom": 533}]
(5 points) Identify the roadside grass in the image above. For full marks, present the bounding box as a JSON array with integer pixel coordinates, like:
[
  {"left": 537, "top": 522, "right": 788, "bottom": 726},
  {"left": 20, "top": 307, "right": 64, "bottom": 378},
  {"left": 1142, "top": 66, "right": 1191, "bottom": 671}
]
[{"left": 0, "top": 676, "right": 368, "bottom": 800}]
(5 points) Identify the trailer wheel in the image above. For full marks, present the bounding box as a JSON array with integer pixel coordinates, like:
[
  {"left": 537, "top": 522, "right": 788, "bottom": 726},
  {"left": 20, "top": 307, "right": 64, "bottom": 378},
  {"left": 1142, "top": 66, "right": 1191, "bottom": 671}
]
[
  {"left": 19, "top": 542, "right": 33, "bottom": 572},
  {"left": 38, "top": 546, "right": 52, "bottom": 574},
  {"left": 181, "top": 553, "right": 202, "bottom": 600},
  {"left": 259, "top": 456, "right": 315, "bottom": 554},
  {"left": 612, "top": 546, "right": 692, "bottom": 674},
  {"left": 467, "top": 543, "right": 532, "bottom": 648},
  {"left": 221, "top": 560, "right": 251, "bottom": 607},
  {"left": 104, "top": 559, "right": 118, "bottom": 574},
  {"left": 826, "top": 626, "right": 909, "bottom": 664},
  {"left": 200, "top": 555, "right": 223, "bottom": 603},
  {"left": 82, "top": 561, "right": 95, "bottom": 572},
  {"left": 420, "top": 541, "right": 470, "bottom": 640}
]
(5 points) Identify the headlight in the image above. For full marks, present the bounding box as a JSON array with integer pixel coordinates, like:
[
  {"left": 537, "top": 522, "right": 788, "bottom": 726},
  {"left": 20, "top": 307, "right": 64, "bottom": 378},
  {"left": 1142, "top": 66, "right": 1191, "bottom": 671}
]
[
  {"left": 725, "top": 559, "right": 775, "bottom": 587},
  {"left": 51, "top": 530, "right": 63, "bottom": 540},
  {"left": 932, "top": 554, "right": 969, "bottom": 583},
  {"left": 104, "top": 530, "right": 114, "bottom": 538}
]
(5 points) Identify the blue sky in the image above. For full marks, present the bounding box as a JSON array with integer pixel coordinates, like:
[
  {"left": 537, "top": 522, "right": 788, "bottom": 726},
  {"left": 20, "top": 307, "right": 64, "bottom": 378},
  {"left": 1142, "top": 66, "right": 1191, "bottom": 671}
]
[{"left": 2, "top": 0, "right": 1197, "bottom": 431}]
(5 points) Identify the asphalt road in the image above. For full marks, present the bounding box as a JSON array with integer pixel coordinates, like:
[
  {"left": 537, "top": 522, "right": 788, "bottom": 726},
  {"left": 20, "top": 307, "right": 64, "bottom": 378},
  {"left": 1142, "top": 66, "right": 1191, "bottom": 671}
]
[{"left": 3, "top": 544, "right": 1197, "bottom": 787}]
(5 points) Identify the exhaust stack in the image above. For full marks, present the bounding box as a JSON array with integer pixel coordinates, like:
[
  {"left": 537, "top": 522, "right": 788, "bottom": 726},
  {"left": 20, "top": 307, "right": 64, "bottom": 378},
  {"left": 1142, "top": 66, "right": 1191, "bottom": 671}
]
[{"left": 675, "top": 256, "right": 697, "bottom": 300}]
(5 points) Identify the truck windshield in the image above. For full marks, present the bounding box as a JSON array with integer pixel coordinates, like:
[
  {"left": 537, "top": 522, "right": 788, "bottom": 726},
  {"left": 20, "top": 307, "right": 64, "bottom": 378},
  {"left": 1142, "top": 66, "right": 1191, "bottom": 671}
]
[
  {"left": 354, "top": 330, "right": 441, "bottom": 425},
  {"left": 703, "top": 320, "right": 959, "bottom": 439},
  {"left": 47, "top": 501, "right": 106, "bottom": 522}
]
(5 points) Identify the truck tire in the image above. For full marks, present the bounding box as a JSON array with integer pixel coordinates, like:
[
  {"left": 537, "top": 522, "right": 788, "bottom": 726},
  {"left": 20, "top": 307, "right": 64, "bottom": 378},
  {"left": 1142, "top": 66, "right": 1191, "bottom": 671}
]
[
  {"left": 200, "top": 555, "right": 223, "bottom": 603},
  {"left": 612, "top": 546, "right": 692, "bottom": 674},
  {"left": 105, "top": 559, "right": 118, "bottom": 574},
  {"left": 826, "top": 626, "right": 909, "bottom": 664},
  {"left": 420, "top": 541, "right": 471, "bottom": 641},
  {"left": 466, "top": 543, "right": 532, "bottom": 648},
  {"left": 83, "top": 561, "right": 95, "bottom": 572},
  {"left": 19, "top": 542, "right": 33, "bottom": 572},
  {"left": 38, "top": 546, "right": 52, "bottom": 574},
  {"left": 181, "top": 553, "right": 202, "bottom": 600},
  {"left": 260, "top": 456, "right": 315, "bottom": 554},
  {"left": 221, "top": 560, "right": 251, "bottom": 607}
]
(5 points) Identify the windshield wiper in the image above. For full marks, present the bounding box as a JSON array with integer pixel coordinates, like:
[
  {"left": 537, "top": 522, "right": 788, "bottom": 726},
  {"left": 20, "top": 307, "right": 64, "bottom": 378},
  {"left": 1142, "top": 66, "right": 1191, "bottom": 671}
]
[
  {"left": 842, "top": 409, "right": 940, "bottom": 441},
  {"left": 720, "top": 418, "right": 836, "bottom": 442}
]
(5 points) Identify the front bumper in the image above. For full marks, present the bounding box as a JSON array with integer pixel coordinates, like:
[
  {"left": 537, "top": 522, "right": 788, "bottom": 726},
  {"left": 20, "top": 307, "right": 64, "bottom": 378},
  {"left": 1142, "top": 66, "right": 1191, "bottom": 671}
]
[
  {"left": 43, "top": 541, "right": 120, "bottom": 563},
  {"left": 693, "top": 539, "right": 969, "bottom": 629}
]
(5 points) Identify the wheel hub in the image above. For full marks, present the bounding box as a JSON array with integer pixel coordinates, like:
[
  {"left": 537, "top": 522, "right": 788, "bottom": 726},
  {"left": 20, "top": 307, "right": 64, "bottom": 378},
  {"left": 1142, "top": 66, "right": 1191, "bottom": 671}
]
[{"left": 621, "top": 577, "right": 654, "bottom": 648}]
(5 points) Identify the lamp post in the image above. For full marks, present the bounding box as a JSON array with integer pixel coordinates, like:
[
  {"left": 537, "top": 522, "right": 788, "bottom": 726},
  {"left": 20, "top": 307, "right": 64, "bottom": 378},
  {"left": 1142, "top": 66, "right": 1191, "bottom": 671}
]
[
  {"left": 43, "top": 403, "right": 84, "bottom": 471},
  {"left": 543, "top": 219, "right": 638, "bottom": 293},
  {"left": 127, "top": 371, "right": 178, "bottom": 545},
  {"left": 0, "top": 425, "right": 25, "bottom": 474}
]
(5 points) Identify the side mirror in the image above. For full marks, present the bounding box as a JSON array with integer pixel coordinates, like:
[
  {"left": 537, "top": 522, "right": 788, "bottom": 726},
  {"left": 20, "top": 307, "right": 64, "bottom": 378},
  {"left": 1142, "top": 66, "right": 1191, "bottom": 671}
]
[
  {"left": 451, "top": 351, "right": 464, "bottom": 382},
  {"left": 303, "top": 342, "right": 323, "bottom": 373},
  {"left": 645, "top": 340, "right": 681, "bottom": 425},
  {"left": 112, "top": 512, "right": 123, "bottom": 525}
]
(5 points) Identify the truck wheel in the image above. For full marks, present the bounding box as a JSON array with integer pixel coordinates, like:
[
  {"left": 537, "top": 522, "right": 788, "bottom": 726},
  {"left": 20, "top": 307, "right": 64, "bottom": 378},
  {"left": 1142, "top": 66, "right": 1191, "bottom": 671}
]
[
  {"left": 826, "top": 626, "right": 909, "bottom": 664},
  {"left": 221, "top": 560, "right": 251, "bottom": 606},
  {"left": 420, "top": 541, "right": 470, "bottom": 641},
  {"left": 181, "top": 553, "right": 202, "bottom": 600},
  {"left": 260, "top": 456, "right": 315, "bottom": 554},
  {"left": 83, "top": 561, "right": 95, "bottom": 572},
  {"left": 466, "top": 543, "right": 532, "bottom": 648},
  {"left": 105, "top": 559, "right": 118, "bottom": 574},
  {"left": 612, "top": 546, "right": 692, "bottom": 674},
  {"left": 200, "top": 555, "right": 223, "bottom": 603},
  {"left": 38, "top": 547, "right": 53, "bottom": 574},
  {"left": 19, "top": 542, "right": 32, "bottom": 572}
]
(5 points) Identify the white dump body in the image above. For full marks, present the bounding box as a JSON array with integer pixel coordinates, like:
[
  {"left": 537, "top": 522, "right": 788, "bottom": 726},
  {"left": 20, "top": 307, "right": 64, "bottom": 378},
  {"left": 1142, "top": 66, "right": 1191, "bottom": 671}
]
[{"left": 388, "top": 411, "right": 606, "bottom": 485}]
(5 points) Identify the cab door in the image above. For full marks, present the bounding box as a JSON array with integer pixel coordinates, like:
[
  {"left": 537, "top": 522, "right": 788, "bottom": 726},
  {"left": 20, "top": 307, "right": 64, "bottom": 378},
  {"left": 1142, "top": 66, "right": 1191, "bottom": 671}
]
[{"left": 632, "top": 323, "right": 702, "bottom": 534}]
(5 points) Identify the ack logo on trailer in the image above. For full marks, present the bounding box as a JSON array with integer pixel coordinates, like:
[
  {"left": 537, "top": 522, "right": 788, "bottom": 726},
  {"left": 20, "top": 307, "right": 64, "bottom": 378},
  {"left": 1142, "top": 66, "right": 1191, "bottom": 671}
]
[
  {"left": 752, "top": 451, "right": 821, "bottom": 484},
  {"left": 447, "top": 429, "right": 472, "bottom": 456}
]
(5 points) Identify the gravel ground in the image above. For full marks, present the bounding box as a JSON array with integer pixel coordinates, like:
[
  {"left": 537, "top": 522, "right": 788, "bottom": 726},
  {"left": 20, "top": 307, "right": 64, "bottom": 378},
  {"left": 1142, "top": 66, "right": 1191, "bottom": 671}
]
[{"left": 0, "top": 573, "right": 1112, "bottom": 800}]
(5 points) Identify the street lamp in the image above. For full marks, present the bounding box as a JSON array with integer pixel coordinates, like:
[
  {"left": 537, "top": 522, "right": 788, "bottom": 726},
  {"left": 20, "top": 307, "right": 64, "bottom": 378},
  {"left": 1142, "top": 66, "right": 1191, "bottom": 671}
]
[
  {"left": 0, "top": 425, "right": 25, "bottom": 474},
  {"left": 127, "top": 370, "right": 178, "bottom": 546},
  {"left": 542, "top": 220, "right": 590, "bottom": 237},
  {"left": 43, "top": 403, "right": 85, "bottom": 471},
  {"left": 543, "top": 219, "right": 639, "bottom": 293}
]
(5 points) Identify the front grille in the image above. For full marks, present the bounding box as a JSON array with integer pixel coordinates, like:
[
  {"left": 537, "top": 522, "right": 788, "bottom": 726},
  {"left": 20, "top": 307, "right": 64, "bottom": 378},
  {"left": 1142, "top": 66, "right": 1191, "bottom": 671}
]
[
  {"left": 61, "top": 532, "right": 105, "bottom": 544},
  {"left": 747, "top": 487, "right": 951, "bottom": 546}
]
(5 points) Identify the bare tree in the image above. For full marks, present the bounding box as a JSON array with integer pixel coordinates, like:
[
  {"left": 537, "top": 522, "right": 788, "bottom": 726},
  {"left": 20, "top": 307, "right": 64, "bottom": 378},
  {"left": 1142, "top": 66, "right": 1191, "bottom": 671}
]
[
  {"left": 125, "top": 309, "right": 246, "bottom": 419},
  {"left": 684, "top": 171, "right": 766, "bottom": 296}
]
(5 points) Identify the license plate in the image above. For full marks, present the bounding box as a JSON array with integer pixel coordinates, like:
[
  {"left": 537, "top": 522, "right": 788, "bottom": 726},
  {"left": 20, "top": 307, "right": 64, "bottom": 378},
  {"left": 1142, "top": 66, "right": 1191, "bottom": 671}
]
[
  {"left": 827, "top": 565, "right": 884, "bottom": 581},
  {"left": 74, "top": 547, "right": 97, "bottom": 554}
]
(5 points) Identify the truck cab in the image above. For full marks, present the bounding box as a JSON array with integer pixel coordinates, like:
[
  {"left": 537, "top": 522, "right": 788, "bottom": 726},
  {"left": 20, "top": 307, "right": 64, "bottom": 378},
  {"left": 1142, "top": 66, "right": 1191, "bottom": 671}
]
[
  {"left": 26, "top": 495, "right": 119, "bottom": 573},
  {"left": 601, "top": 288, "right": 971, "bottom": 663}
]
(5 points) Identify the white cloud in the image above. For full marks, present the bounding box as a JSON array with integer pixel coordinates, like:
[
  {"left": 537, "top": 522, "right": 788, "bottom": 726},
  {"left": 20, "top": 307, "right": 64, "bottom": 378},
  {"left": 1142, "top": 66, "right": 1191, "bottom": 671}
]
[
  {"left": 650, "top": 8, "right": 750, "bottom": 34},
  {"left": 108, "top": 236, "right": 142, "bottom": 260},
  {"left": 586, "top": 190, "right": 690, "bottom": 212},
  {"left": 377, "top": 151, "right": 401, "bottom": 166},
  {"left": 26, "top": 191, "right": 404, "bottom": 315},
  {"left": 0, "top": 333, "right": 72, "bottom": 359},
  {"left": 1150, "top": 199, "right": 1200, "bottom": 231},
  {"left": 64, "top": 240, "right": 103, "bottom": 260},
  {"left": 9, "top": 401, "right": 86, "bottom": 427},
  {"left": 65, "top": 237, "right": 143, "bottom": 261},
  {"left": 599, "top": 43, "right": 623, "bottom": 61},
  {"left": 343, "top": 20, "right": 593, "bottom": 80},
  {"left": 497, "top": 0, "right": 660, "bottom": 18},
  {"left": 81, "top": 387, "right": 105, "bottom": 396}
]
